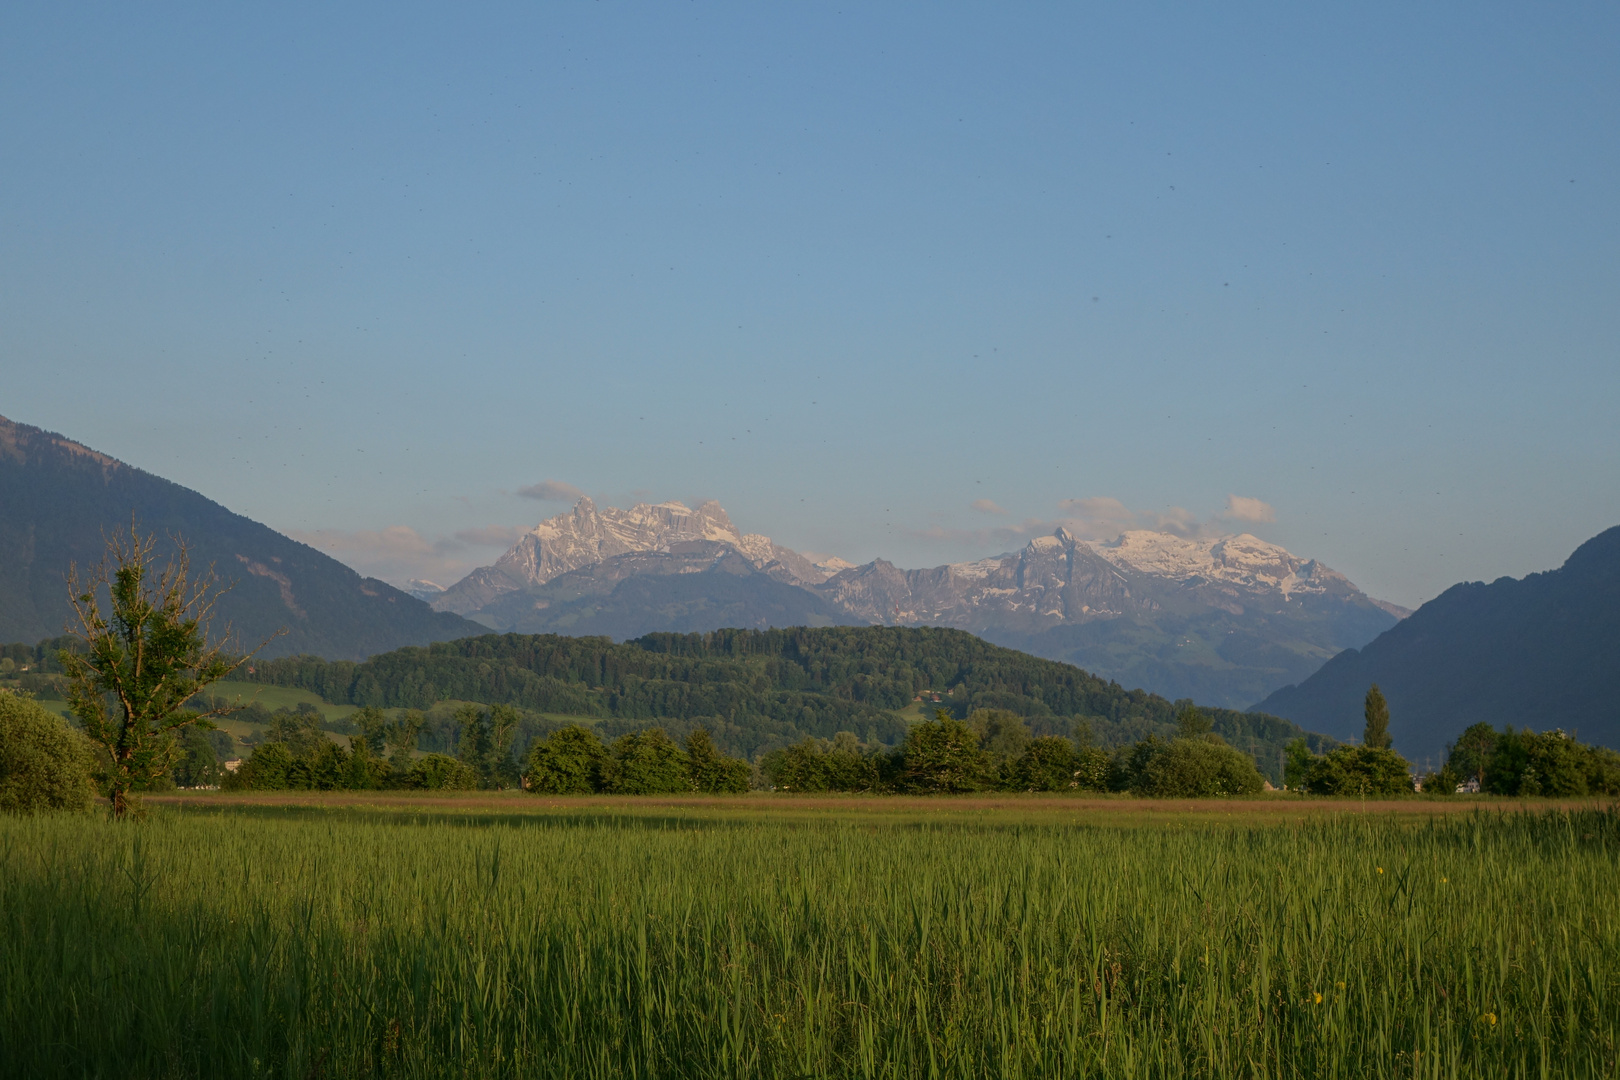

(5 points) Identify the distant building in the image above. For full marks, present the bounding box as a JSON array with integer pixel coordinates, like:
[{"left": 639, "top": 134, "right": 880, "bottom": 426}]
[
  {"left": 1455, "top": 778, "right": 1481, "bottom": 794},
  {"left": 223, "top": 758, "right": 243, "bottom": 773}
]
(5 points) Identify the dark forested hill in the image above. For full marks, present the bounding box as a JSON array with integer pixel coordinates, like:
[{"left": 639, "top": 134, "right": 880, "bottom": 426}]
[
  {"left": 0, "top": 414, "right": 482, "bottom": 660},
  {"left": 1257, "top": 526, "right": 1620, "bottom": 764},
  {"left": 243, "top": 625, "right": 1333, "bottom": 774}
]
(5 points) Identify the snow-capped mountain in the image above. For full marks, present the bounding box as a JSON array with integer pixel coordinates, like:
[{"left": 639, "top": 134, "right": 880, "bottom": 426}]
[
  {"left": 435, "top": 498, "right": 1406, "bottom": 707},
  {"left": 432, "top": 498, "right": 831, "bottom": 616}
]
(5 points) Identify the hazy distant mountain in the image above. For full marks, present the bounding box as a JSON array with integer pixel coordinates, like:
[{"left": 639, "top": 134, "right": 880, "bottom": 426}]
[
  {"left": 0, "top": 414, "right": 483, "bottom": 660},
  {"left": 1256, "top": 526, "right": 1620, "bottom": 763},
  {"left": 467, "top": 542, "right": 861, "bottom": 639},
  {"left": 404, "top": 579, "right": 447, "bottom": 603},
  {"left": 441, "top": 498, "right": 1403, "bottom": 705}
]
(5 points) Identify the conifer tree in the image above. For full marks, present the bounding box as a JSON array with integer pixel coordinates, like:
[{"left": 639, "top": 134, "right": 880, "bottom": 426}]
[{"left": 1363, "top": 684, "right": 1392, "bottom": 750}]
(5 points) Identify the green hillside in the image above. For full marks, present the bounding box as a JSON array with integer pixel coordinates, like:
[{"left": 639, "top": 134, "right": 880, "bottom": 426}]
[{"left": 241, "top": 625, "right": 1333, "bottom": 778}]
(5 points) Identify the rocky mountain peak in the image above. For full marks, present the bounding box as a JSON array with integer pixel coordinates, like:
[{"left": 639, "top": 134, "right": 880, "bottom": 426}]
[{"left": 433, "top": 497, "right": 832, "bottom": 616}]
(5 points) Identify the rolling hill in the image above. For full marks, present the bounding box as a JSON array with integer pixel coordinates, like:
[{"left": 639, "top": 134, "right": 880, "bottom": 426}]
[{"left": 241, "top": 624, "right": 1335, "bottom": 778}]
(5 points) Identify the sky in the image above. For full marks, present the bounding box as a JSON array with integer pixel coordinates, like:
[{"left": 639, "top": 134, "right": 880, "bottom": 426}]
[{"left": 3, "top": 2, "right": 1617, "bottom": 608}]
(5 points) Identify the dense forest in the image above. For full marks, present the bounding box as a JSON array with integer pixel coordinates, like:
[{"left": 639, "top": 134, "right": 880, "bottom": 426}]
[{"left": 238, "top": 626, "right": 1331, "bottom": 777}]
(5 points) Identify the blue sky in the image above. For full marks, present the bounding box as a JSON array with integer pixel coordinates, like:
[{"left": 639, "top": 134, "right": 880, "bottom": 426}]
[{"left": 3, "top": 2, "right": 1617, "bottom": 607}]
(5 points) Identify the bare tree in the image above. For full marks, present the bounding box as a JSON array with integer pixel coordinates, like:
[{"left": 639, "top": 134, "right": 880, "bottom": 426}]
[{"left": 61, "top": 519, "right": 274, "bottom": 816}]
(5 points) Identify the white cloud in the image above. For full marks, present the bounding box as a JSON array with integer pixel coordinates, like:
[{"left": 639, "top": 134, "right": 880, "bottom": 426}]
[
  {"left": 906, "top": 518, "right": 1053, "bottom": 551},
  {"left": 454, "top": 524, "right": 528, "bottom": 547},
  {"left": 290, "top": 524, "right": 490, "bottom": 589},
  {"left": 1221, "top": 494, "right": 1277, "bottom": 524},
  {"left": 517, "top": 480, "right": 584, "bottom": 502},
  {"left": 911, "top": 493, "right": 1281, "bottom": 560},
  {"left": 1055, "top": 497, "right": 1204, "bottom": 539}
]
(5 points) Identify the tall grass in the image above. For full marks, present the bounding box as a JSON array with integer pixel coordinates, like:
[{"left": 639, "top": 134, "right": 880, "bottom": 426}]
[{"left": 2, "top": 804, "right": 1616, "bottom": 1078}]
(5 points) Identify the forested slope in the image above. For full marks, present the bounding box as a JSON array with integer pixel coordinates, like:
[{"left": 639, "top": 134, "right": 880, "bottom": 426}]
[{"left": 244, "top": 625, "right": 1332, "bottom": 773}]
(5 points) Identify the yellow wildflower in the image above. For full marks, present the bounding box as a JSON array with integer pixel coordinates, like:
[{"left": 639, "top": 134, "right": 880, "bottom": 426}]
[
  {"left": 1335, "top": 981, "right": 1346, "bottom": 991},
  {"left": 1376, "top": 867, "right": 1384, "bottom": 874},
  {"left": 1480, "top": 1012, "right": 1497, "bottom": 1026},
  {"left": 1312, "top": 992, "right": 1323, "bottom": 1005}
]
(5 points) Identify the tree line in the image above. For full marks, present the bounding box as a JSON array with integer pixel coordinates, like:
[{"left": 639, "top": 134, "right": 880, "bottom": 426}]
[
  {"left": 6, "top": 529, "right": 1613, "bottom": 814},
  {"left": 233, "top": 626, "right": 1331, "bottom": 776},
  {"left": 754, "top": 704, "right": 1270, "bottom": 797},
  {"left": 1277, "top": 685, "right": 1620, "bottom": 797}
]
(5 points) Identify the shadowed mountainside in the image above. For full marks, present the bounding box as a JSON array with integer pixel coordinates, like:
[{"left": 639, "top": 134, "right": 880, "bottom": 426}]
[
  {"left": 1257, "top": 526, "right": 1620, "bottom": 763},
  {"left": 0, "top": 414, "right": 483, "bottom": 660}
]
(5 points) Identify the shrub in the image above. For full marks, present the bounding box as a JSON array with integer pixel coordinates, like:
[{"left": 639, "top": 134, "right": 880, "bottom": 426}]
[
  {"left": 1303, "top": 745, "right": 1413, "bottom": 796},
  {"left": 228, "top": 742, "right": 294, "bottom": 789},
  {"left": 525, "top": 726, "right": 607, "bottom": 794},
  {"left": 1006, "top": 736, "right": 1108, "bottom": 792},
  {"left": 685, "top": 729, "right": 750, "bottom": 793},
  {"left": 1133, "top": 738, "right": 1266, "bottom": 798},
  {"left": 0, "top": 695, "right": 93, "bottom": 813},
  {"left": 1482, "top": 727, "right": 1620, "bottom": 796},
  {"left": 900, "top": 712, "right": 990, "bottom": 793},
  {"left": 761, "top": 734, "right": 882, "bottom": 792},
  {"left": 171, "top": 726, "right": 222, "bottom": 788},
  {"left": 1420, "top": 763, "right": 1464, "bottom": 795},
  {"left": 406, "top": 754, "right": 481, "bottom": 791},
  {"left": 602, "top": 729, "right": 690, "bottom": 795}
]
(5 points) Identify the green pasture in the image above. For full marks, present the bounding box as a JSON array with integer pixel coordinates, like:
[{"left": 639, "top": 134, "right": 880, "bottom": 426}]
[
  {"left": 3, "top": 799, "right": 1616, "bottom": 1078},
  {"left": 206, "top": 679, "right": 357, "bottom": 722}
]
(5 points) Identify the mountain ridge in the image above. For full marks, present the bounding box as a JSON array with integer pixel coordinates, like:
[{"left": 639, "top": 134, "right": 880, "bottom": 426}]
[
  {"left": 1255, "top": 525, "right": 1620, "bottom": 762},
  {"left": 0, "top": 414, "right": 484, "bottom": 660},
  {"left": 438, "top": 497, "right": 1404, "bottom": 706}
]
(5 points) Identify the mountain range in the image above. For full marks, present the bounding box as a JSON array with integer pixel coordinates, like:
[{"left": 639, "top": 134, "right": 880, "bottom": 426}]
[
  {"left": 432, "top": 497, "right": 1407, "bottom": 707},
  {"left": 0, "top": 415, "right": 483, "bottom": 659},
  {"left": 1257, "top": 526, "right": 1620, "bottom": 763}
]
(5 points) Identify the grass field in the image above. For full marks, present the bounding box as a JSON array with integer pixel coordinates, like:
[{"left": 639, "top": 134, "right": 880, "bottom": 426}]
[{"left": 3, "top": 795, "right": 1616, "bottom": 1078}]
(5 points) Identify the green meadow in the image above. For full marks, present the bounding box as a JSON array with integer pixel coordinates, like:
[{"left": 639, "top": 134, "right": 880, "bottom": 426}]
[{"left": 2, "top": 797, "right": 1616, "bottom": 1078}]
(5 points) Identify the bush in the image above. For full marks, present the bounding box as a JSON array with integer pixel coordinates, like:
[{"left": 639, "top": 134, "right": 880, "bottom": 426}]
[
  {"left": 1132, "top": 738, "right": 1266, "bottom": 798},
  {"left": 900, "top": 712, "right": 990, "bottom": 793},
  {"left": 1303, "top": 745, "right": 1413, "bottom": 796},
  {"left": 1008, "top": 736, "right": 1110, "bottom": 792},
  {"left": 1420, "top": 763, "right": 1464, "bottom": 795},
  {"left": 228, "top": 742, "right": 294, "bottom": 789},
  {"left": 0, "top": 695, "right": 93, "bottom": 813},
  {"left": 171, "top": 726, "right": 222, "bottom": 788},
  {"left": 761, "top": 734, "right": 882, "bottom": 792},
  {"left": 525, "top": 726, "right": 607, "bottom": 794},
  {"left": 1482, "top": 727, "right": 1620, "bottom": 796},
  {"left": 685, "top": 729, "right": 750, "bottom": 793},
  {"left": 602, "top": 729, "right": 690, "bottom": 794},
  {"left": 406, "top": 754, "right": 481, "bottom": 791}
]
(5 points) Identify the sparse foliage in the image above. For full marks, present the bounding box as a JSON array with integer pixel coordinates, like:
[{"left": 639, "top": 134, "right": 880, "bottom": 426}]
[{"left": 60, "top": 523, "right": 268, "bottom": 816}]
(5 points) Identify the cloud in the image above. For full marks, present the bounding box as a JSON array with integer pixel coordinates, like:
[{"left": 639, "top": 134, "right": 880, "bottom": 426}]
[
  {"left": 294, "top": 525, "right": 459, "bottom": 559},
  {"left": 905, "top": 518, "right": 1054, "bottom": 551},
  {"left": 289, "top": 525, "right": 487, "bottom": 589},
  {"left": 1221, "top": 494, "right": 1276, "bottom": 524},
  {"left": 913, "top": 493, "right": 1278, "bottom": 558},
  {"left": 454, "top": 524, "right": 529, "bottom": 547},
  {"left": 517, "top": 480, "right": 584, "bottom": 502}
]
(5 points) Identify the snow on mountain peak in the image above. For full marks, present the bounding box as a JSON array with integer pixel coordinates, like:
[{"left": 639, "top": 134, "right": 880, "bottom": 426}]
[{"left": 1087, "top": 529, "right": 1324, "bottom": 597}]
